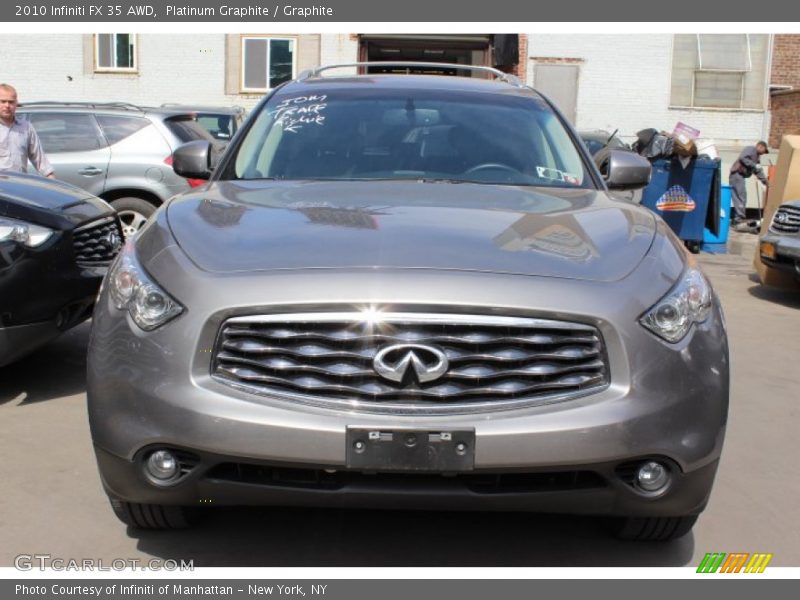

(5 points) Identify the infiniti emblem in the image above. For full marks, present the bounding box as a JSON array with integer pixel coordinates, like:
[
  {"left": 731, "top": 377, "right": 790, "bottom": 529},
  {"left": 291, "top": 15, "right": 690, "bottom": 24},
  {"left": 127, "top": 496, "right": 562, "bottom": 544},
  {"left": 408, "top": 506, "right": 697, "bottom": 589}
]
[
  {"left": 372, "top": 344, "right": 449, "bottom": 384},
  {"left": 775, "top": 212, "right": 789, "bottom": 224},
  {"left": 100, "top": 231, "right": 122, "bottom": 251}
]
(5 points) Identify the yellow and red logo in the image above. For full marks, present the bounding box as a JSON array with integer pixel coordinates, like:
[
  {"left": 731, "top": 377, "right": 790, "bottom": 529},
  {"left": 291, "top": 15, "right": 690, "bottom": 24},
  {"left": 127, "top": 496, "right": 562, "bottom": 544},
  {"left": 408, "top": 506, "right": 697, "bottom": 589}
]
[{"left": 697, "top": 552, "right": 773, "bottom": 573}]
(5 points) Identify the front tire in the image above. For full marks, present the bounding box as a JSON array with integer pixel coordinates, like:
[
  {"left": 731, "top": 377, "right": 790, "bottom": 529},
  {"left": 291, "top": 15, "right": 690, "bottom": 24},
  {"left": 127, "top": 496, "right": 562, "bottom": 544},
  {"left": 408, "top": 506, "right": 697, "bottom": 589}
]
[
  {"left": 109, "top": 497, "right": 196, "bottom": 530},
  {"left": 613, "top": 515, "right": 698, "bottom": 541},
  {"left": 110, "top": 197, "right": 157, "bottom": 239}
]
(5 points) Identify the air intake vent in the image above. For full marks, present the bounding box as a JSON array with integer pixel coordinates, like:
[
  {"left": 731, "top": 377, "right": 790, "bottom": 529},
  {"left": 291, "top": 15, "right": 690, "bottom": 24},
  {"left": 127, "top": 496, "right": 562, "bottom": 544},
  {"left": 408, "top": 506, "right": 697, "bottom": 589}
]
[
  {"left": 206, "top": 463, "right": 607, "bottom": 493},
  {"left": 770, "top": 205, "right": 800, "bottom": 235},
  {"left": 73, "top": 216, "right": 123, "bottom": 265}
]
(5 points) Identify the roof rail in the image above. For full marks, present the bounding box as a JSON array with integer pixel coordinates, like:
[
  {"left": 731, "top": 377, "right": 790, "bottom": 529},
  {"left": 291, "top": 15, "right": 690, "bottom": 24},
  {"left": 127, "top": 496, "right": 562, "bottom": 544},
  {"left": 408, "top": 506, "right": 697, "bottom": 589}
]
[
  {"left": 159, "top": 102, "right": 247, "bottom": 112},
  {"left": 296, "top": 62, "right": 522, "bottom": 87},
  {"left": 18, "top": 101, "right": 144, "bottom": 111}
]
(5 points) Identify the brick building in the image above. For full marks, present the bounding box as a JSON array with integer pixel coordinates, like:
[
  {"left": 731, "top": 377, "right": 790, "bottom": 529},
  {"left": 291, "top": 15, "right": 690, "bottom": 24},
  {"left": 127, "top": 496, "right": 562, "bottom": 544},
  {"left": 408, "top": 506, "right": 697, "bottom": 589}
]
[
  {"left": 768, "top": 34, "right": 800, "bottom": 148},
  {"left": 770, "top": 34, "right": 800, "bottom": 89}
]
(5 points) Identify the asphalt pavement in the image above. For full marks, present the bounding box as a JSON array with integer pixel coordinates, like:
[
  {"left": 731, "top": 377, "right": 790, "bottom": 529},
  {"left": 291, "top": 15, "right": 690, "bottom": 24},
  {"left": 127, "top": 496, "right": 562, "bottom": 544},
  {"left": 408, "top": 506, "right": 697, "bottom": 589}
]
[{"left": 1, "top": 232, "right": 798, "bottom": 567}]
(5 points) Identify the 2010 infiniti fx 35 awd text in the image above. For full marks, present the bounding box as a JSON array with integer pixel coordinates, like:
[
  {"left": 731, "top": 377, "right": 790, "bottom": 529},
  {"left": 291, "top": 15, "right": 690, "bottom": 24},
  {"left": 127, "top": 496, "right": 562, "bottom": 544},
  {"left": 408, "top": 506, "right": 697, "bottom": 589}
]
[{"left": 87, "top": 64, "right": 728, "bottom": 541}]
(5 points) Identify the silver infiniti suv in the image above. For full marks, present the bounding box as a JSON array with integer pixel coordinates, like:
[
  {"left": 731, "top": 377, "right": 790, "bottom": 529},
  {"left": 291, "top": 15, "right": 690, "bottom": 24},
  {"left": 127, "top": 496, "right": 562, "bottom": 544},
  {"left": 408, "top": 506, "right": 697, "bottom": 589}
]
[
  {"left": 88, "top": 64, "right": 729, "bottom": 541},
  {"left": 17, "top": 102, "right": 220, "bottom": 237}
]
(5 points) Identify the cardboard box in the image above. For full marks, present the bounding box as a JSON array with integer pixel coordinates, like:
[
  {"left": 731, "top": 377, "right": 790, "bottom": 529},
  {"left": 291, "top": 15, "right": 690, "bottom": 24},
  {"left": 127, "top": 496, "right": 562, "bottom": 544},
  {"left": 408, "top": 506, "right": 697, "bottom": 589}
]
[
  {"left": 753, "top": 134, "right": 800, "bottom": 290},
  {"left": 673, "top": 122, "right": 701, "bottom": 145}
]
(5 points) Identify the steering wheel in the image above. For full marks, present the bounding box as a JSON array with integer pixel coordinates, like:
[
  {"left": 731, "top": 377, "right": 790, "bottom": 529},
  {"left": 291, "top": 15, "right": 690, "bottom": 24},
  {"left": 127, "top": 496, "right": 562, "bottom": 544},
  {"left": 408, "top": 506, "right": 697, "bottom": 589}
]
[{"left": 463, "top": 163, "right": 521, "bottom": 175}]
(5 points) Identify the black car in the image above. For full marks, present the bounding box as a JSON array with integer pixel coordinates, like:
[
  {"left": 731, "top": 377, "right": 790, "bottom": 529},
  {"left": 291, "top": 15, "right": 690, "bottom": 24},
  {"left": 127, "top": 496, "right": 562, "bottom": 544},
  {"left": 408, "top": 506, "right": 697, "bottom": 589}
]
[
  {"left": 0, "top": 172, "right": 123, "bottom": 367},
  {"left": 578, "top": 129, "right": 631, "bottom": 157}
]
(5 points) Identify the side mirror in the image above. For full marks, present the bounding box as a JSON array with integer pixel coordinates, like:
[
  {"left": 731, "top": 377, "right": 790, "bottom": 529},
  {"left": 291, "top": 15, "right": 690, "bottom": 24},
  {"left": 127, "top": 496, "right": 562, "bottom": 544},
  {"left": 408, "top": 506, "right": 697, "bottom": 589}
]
[
  {"left": 596, "top": 149, "right": 652, "bottom": 191},
  {"left": 172, "top": 140, "right": 212, "bottom": 180}
]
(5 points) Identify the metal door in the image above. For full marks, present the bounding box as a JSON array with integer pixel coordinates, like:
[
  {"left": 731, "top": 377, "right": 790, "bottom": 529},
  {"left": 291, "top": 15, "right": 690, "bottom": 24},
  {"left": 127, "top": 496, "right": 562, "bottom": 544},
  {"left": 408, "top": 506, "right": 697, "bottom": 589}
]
[{"left": 534, "top": 64, "right": 579, "bottom": 124}]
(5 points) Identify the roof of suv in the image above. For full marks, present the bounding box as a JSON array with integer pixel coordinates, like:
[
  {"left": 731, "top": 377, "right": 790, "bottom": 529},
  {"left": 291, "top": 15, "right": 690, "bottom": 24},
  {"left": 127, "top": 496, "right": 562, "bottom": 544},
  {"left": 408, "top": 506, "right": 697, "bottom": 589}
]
[
  {"left": 17, "top": 102, "right": 240, "bottom": 119},
  {"left": 157, "top": 104, "right": 245, "bottom": 116},
  {"left": 18, "top": 101, "right": 149, "bottom": 113},
  {"left": 272, "top": 62, "right": 533, "bottom": 98},
  {"left": 281, "top": 73, "right": 534, "bottom": 97}
]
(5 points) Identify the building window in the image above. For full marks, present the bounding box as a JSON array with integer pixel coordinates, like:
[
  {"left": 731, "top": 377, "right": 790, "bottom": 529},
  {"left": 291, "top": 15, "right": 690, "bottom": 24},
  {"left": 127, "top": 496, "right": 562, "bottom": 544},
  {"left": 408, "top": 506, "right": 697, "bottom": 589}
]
[
  {"left": 95, "top": 34, "right": 136, "bottom": 71},
  {"left": 241, "top": 37, "right": 296, "bottom": 92},
  {"left": 670, "top": 34, "right": 769, "bottom": 110}
]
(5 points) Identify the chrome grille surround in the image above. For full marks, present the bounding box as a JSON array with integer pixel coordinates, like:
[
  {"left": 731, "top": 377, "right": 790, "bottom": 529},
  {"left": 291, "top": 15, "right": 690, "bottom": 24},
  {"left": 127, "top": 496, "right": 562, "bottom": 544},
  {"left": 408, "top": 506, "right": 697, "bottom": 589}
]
[
  {"left": 769, "top": 205, "right": 800, "bottom": 235},
  {"left": 211, "top": 311, "right": 610, "bottom": 415},
  {"left": 73, "top": 216, "right": 124, "bottom": 265}
]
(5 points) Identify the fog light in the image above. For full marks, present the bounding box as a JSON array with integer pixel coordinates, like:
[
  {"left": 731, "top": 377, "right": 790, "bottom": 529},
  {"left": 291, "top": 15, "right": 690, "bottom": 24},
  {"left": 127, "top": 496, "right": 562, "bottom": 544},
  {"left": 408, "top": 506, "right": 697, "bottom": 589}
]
[
  {"left": 145, "top": 450, "right": 179, "bottom": 482},
  {"left": 636, "top": 461, "right": 670, "bottom": 492},
  {"left": 760, "top": 241, "right": 776, "bottom": 260}
]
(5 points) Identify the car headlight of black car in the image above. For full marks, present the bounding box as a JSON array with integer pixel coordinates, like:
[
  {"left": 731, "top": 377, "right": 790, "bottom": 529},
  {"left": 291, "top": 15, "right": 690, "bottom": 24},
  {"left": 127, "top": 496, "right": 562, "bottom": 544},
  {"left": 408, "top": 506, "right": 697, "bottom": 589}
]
[
  {"left": 639, "top": 266, "right": 712, "bottom": 343},
  {"left": 108, "top": 241, "right": 184, "bottom": 331},
  {"left": 0, "top": 216, "right": 54, "bottom": 247}
]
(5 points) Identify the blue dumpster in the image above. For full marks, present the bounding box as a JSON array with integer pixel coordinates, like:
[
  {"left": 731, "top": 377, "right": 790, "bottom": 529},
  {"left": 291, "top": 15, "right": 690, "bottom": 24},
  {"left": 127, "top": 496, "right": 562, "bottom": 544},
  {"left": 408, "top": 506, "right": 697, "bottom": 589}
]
[
  {"left": 640, "top": 157, "right": 722, "bottom": 251},
  {"left": 701, "top": 185, "right": 731, "bottom": 253}
]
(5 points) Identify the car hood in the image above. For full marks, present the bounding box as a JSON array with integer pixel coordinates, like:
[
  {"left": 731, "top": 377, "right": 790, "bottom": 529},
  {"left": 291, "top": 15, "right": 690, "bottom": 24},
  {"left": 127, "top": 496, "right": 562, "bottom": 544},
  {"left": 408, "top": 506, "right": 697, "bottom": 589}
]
[
  {"left": 166, "top": 180, "right": 657, "bottom": 282},
  {"left": 0, "top": 172, "right": 91, "bottom": 209}
]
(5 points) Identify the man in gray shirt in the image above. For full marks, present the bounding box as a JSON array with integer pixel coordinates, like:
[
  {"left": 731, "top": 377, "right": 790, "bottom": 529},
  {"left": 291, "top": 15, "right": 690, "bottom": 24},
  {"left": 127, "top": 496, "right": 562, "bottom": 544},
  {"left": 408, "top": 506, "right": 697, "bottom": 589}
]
[
  {"left": 0, "top": 83, "right": 54, "bottom": 177},
  {"left": 729, "top": 141, "right": 769, "bottom": 231}
]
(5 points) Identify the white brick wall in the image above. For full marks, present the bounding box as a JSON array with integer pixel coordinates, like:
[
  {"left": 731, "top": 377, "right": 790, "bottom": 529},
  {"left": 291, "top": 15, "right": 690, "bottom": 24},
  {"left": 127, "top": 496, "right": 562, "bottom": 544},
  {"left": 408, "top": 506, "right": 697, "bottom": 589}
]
[
  {"left": 0, "top": 34, "right": 351, "bottom": 111},
  {"left": 0, "top": 35, "right": 85, "bottom": 103},
  {"left": 527, "top": 34, "right": 771, "bottom": 148},
  {"left": 0, "top": 34, "right": 244, "bottom": 107},
  {"left": 319, "top": 34, "right": 360, "bottom": 73},
  {"left": 2, "top": 33, "right": 771, "bottom": 149}
]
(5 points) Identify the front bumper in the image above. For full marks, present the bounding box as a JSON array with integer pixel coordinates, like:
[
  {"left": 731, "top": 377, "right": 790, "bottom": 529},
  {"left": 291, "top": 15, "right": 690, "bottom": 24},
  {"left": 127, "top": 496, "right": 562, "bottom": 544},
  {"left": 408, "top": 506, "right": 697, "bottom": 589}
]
[
  {"left": 760, "top": 232, "right": 800, "bottom": 277},
  {"left": 0, "top": 237, "right": 106, "bottom": 367},
  {"left": 88, "top": 257, "right": 729, "bottom": 517},
  {"left": 94, "top": 445, "right": 720, "bottom": 517},
  {"left": 0, "top": 320, "right": 82, "bottom": 368}
]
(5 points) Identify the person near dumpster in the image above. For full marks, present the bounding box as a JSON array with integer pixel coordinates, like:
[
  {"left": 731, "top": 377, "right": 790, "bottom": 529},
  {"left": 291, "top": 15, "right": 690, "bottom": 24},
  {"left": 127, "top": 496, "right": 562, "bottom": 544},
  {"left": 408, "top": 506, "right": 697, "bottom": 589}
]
[
  {"left": 0, "top": 83, "right": 55, "bottom": 178},
  {"left": 729, "top": 141, "right": 769, "bottom": 232}
]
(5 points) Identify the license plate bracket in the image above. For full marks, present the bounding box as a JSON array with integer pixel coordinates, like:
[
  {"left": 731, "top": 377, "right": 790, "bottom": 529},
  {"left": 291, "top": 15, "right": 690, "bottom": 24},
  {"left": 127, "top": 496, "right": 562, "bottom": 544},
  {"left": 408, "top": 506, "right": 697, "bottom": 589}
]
[{"left": 346, "top": 428, "right": 475, "bottom": 472}]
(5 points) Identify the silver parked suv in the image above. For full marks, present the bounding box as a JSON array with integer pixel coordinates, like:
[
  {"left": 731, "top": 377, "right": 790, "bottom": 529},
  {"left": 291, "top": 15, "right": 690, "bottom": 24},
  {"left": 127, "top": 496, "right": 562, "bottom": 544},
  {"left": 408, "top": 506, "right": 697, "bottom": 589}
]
[
  {"left": 88, "top": 64, "right": 729, "bottom": 541},
  {"left": 17, "top": 102, "right": 220, "bottom": 237},
  {"left": 159, "top": 104, "right": 246, "bottom": 142}
]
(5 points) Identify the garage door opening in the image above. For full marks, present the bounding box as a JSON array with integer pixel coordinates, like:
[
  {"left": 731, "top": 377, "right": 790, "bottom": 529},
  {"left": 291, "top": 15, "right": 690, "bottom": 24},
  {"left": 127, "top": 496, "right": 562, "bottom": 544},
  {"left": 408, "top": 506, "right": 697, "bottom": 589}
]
[{"left": 358, "top": 35, "right": 492, "bottom": 76}]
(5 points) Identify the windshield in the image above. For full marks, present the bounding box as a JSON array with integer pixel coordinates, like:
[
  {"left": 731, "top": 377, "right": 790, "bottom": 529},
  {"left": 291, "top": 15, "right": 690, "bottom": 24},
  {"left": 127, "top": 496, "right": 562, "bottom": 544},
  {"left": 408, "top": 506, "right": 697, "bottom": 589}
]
[{"left": 229, "top": 87, "right": 592, "bottom": 188}]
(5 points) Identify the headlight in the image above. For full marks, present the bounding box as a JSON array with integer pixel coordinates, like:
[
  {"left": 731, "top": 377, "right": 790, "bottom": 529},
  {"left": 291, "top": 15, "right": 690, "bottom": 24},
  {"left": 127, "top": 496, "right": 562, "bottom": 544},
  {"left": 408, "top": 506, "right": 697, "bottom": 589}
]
[
  {"left": 0, "top": 217, "right": 54, "bottom": 247},
  {"left": 639, "top": 267, "right": 712, "bottom": 343},
  {"left": 108, "top": 241, "right": 184, "bottom": 331}
]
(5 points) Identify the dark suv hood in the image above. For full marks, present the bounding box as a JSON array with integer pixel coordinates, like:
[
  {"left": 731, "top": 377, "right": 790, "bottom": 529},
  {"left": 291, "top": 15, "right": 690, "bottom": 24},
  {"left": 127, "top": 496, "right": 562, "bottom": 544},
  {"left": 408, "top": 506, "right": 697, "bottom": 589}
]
[
  {"left": 0, "top": 172, "right": 90, "bottom": 209},
  {"left": 0, "top": 172, "right": 114, "bottom": 228},
  {"left": 166, "top": 180, "right": 657, "bottom": 282}
]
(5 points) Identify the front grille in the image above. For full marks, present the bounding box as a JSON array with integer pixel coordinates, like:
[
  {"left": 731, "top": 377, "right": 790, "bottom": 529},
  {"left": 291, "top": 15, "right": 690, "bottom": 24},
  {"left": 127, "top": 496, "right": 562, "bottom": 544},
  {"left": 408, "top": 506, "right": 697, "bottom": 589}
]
[
  {"left": 73, "top": 216, "right": 123, "bottom": 264},
  {"left": 212, "top": 312, "right": 609, "bottom": 413},
  {"left": 770, "top": 205, "right": 800, "bottom": 235},
  {"left": 206, "top": 462, "right": 607, "bottom": 493}
]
